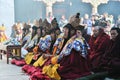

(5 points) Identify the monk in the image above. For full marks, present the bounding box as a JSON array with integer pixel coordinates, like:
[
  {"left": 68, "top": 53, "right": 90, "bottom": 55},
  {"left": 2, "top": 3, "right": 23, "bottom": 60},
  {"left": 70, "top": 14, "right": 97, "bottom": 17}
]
[
  {"left": 89, "top": 24, "right": 110, "bottom": 72},
  {"left": 77, "top": 27, "right": 120, "bottom": 80},
  {"left": 100, "top": 27, "right": 120, "bottom": 79}
]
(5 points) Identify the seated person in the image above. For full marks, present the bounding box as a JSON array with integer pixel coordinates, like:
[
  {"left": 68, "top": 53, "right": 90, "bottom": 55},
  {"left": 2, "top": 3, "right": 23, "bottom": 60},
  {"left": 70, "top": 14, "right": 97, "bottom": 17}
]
[
  {"left": 101, "top": 27, "right": 120, "bottom": 79},
  {"left": 21, "top": 26, "right": 37, "bottom": 58},
  {"left": 21, "top": 25, "right": 31, "bottom": 47},
  {"left": 89, "top": 24, "right": 110, "bottom": 72},
  {"left": 30, "top": 25, "right": 91, "bottom": 80},
  {"left": 44, "top": 25, "right": 91, "bottom": 80},
  {"left": 78, "top": 27, "right": 120, "bottom": 80},
  {"left": 22, "top": 28, "right": 56, "bottom": 73},
  {"left": 30, "top": 23, "right": 76, "bottom": 80}
]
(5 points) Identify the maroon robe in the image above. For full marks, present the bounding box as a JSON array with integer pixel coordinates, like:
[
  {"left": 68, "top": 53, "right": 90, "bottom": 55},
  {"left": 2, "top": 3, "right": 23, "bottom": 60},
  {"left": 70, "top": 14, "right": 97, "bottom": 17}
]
[
  {"left": 89, "top": 31, "right": 110, "bottom": 72},
  {"left": 100, "top": 34, "right": 120, "bottom": 77},
  {"left": 57, "top": 49, "right": 91, "bottom": 79}
]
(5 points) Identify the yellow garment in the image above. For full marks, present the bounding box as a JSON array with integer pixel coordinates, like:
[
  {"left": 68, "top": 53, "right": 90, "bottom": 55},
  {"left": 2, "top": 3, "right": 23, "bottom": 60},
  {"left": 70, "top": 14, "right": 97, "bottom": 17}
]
[
  {"left": 33, "top": 55, "right": 47, "bottom": 67},
  {"left": 51, "top": 56, "right": 59, "bottom": 65},
  {"left": 25, "top": 52, "right": 34, "bottom": 64},
  {"left": 0, "top": 34, "right": 7, "bottom": 42},
  {"left": 0, "top": 26, "right": 7, "bottom": 42},
  {"left": 42, "top": 64, "right": 61, "bottom": 80},
  {"left": 0, "top": 26, "right": 5, "bottom": 31},
  {"left": 42, "top": 65, "right": 52, "bottom": 74},
  {"left": 51, "top": 64, "right": 61, "bottom": 80}
]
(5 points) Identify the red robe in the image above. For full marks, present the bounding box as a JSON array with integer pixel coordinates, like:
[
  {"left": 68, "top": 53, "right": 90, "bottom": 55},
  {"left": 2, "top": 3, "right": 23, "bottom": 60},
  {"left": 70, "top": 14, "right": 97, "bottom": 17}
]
[
  {"left": 30, "top": 49, "right": 91, "bottom": 80},
  {"left": 57, "top": 49, "right": 91, "bottom": 79},
  {"left": 89, "top": 31, "right": 110, "bottom": 72},
  {"left": 100, "top": 34, "right": 120, "bottom": 77}
]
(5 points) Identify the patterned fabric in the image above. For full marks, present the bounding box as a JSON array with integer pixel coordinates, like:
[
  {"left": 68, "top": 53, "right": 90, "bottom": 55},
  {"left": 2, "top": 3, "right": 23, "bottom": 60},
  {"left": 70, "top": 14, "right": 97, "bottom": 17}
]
[
  {"left": 53, "top": 33, "right": 64, "bottom": 54},
  {"left": 73, "top": 38, "right": 90, "bottom": 56},
  {"left": 22, "top": 33, "right": 31, "bottom": 43},
  {"left": 23, "top": 34, "right": 32, "bottom": 48},
  {"left": 38, "top": 35, "right": 51, "bottom": 52},
  {"left": 4, "top": 38, "right": 21, "bottom": 45},
  {"left": 89, "top": 32, "right": 110, "bottom": 69},
  {"left": 58, "top": 35, "right": 90, "bottom": 62},
  {"left": 23, "top": 34, "right": 38, "bottom": 49},
  {"left": 43, "top": 35, "right": 91, "bottom": 80},
  {"left": 21, "top": 35, "right": 38, "bottom": 58},
  {"left": 27, "top": 35, "right": 38, "bottom": 48}
]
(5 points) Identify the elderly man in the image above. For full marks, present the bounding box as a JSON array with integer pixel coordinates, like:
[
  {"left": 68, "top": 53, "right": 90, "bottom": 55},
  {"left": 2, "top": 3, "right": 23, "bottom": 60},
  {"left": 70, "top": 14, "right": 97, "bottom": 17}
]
[
  {"left": 89, "top": 23, "right": 110, "bottom": 72},
  {"left": 77, "top": 27, "right": 120, "bottom": 80}
]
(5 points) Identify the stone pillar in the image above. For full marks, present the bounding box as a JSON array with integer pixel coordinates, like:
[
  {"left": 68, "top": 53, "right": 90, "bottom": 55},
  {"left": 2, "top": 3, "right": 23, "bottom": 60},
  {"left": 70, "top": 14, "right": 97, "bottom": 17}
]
[
  {"left": 82, "top": 0, "right": 108, "bottom": 14},
  {"left": 92, "top": 4, "right": 99, "bottom": 14},
  {"left": 46, "top": 2, "right": 54, "bottom": 15},
  {"left": 34, "top": 0, "right": 64, "bottom": 15}
]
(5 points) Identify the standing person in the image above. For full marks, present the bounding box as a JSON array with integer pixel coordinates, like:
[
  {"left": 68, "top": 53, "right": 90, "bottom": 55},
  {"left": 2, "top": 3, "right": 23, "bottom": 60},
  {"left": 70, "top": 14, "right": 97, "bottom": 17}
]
[
  {"left": 0, "top": 24, "right": 7, "bottom": 43},
  {"left": 59, "top": 15, "right": 68, "bottom": 31},
  {"left": 10, "top": 24, "right": 17, "bottom": 38},
  {"left": 101, "top": 12, "right": 108, "bottom": 22},
  {"left": 46, "top": 12, "right": 54, "bottom": 24},
  {"left": 116, "top": 15, "right": 120, "bottom": 28},
  {"left": 89, "top": 23, "right": 110, "bottom": 72},
  {"left": 0, "top": 24, "right": 7, "bottom": 54},
  {"left": 83, "top": 14, "right": 92, "bottom": 35}
]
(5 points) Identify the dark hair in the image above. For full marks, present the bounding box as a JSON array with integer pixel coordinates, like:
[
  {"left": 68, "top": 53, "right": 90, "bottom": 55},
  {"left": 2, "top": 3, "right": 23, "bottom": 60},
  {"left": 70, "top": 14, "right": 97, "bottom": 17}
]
[
  {"left": 98, "top": 21, "right": 107, "bottom": 28},
  {"left": 110, "top": 27, "right": 120, "bottom": 34},
  {"left": 32, "top": 26, "right": 37, "bottom": 36},
  {"left": 37, "top": 26, "right": 43, "bottom": 37},
  {"left": 75, "top": 25, "right": 85, "bottom": 31},
  {"left": 64, "top": 23, "right": 75, "bottom": 39},
  {"left": 63, "top": 23, "right": 74, "bottom": 30},
  {"left": 32, "top": 26, "right": 37, "bottom": 30},
  {"left": 76, "top": 13, "right": 80, "bottom": 18},
  {"left": 48, "top": 28, "right": 56, "bottom": 34},
  {"left": 55, "top": 26, "right": 60, "bottom": 31}
]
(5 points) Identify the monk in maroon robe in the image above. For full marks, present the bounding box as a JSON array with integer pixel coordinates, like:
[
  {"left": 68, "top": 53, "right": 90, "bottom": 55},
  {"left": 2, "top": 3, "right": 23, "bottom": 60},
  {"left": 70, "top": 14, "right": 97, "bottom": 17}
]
[
  {"left": 78, "top": 27, "right": 120, "bottom": 80},
  {"left": 100, "top": 27, "right": 120, "bottom": 78},
  {"left": 89, "top": 26, "right": 110, "bottom": 72}
]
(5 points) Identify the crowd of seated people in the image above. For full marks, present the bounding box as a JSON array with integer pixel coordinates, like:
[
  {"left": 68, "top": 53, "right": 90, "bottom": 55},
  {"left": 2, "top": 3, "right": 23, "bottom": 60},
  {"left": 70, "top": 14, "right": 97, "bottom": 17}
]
[{"left": 1, "top": 12, "right": 120, "bottom": 80}]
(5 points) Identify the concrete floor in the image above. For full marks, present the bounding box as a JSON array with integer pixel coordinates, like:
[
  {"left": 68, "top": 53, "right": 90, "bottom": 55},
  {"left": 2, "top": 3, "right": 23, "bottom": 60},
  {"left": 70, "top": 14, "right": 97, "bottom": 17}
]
[{"left": 0, "top": 54, "right": 29, "bottom": 80}]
